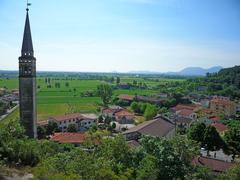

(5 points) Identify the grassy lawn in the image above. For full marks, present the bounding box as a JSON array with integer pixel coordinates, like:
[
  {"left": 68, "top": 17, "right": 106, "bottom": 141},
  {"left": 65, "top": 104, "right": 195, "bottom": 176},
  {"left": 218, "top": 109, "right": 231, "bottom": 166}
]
[{"left": 0, "top": 76, "right": 185, "bottom": 121}]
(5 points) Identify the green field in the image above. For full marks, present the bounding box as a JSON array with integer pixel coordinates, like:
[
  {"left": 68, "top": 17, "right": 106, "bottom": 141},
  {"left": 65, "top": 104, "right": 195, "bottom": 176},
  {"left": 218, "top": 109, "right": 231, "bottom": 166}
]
[{"left": 0, "top": 77, "right": 185, "bottom": 121}]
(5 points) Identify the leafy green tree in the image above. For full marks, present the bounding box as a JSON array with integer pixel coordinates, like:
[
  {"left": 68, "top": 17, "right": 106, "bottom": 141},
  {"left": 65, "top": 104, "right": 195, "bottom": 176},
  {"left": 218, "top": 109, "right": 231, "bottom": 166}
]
[
  {"left": 116, "top": 77, "right": 120, "bottom": 84},
  {"left": 144, "top": 104, "right": 157, "bottom": 120},
  {"left": 97, "top": 84, "right": 113, "bottom": 105},
  {"left": 37, "top": 126, "right": 47, "bottom": 139},
  {"left": 187, "top": 123, "right": 206, "bottom": 144},
  {"left": 67, "top": 124, "right": 78, "bottom": 132},
  {"left": 224, "top": 127, "right": 240, "bottom": 157},
  {"left": 203, "top": 125, "right": 224, "bottom": 151},
  {"left": 46, "top": 121, "right": 60, "bottom": 135},
  {"left": 136, "top": 155, "right": 159, "bottom": 180}
]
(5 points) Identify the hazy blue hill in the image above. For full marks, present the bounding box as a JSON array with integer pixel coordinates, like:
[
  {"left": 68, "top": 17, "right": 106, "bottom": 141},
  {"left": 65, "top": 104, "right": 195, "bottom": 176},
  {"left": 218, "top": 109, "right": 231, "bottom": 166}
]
[{"left": 178, "top": 66, "right": 222, "bottom": 76}]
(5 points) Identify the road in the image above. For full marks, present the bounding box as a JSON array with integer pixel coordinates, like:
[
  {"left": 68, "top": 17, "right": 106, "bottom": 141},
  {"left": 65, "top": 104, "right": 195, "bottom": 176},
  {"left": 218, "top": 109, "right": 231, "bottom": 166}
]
[{"left": 0, "top": 104, "right": 19, "bottom": 121}]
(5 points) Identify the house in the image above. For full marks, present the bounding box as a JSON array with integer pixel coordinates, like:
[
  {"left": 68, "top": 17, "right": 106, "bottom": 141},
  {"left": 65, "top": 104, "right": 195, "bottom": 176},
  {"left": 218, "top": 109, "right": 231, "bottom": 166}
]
[
  {"left": 123, "top": 116, "right": 175, "bottom": 141},
  {"left": 210, "top": 96, "right": 236, "bottom": 117},
  {"left": 176, "top": 109, "right": 197, "bottom": 120},
  {"left": 118, "top": 94, "right": 134, "bottom": 103},
  {"left": 171, "top": 104, "right": 198, "bottom": 112},
  {"left": 78, "top": 113, "right": 98, "bottom": 131},
  {"left": 200, "top": 99, "right": 210, "bottom": 108},
  {"left": 102, "top": 106, "right": 135, "bottom": 124},
  {"left": 117, "top": 83, "right": 131, "bottom": 89},
  {"left": 48, "top": 113, "right": 83, "bottom": 132},
  {"left": 40, "top": 113, "right": 97, "bottom": 132},
  {"left": 175, "top": 116, "right": 194, "bottom": 129},
  {"left": 115, "top": 109, "right": 135, "bottom": 124},
  {"left": 192, "top": 156, "right": 234, "bottom": 173},
  {"left": 212, "top": 123, "right": 228, "bottom": 135},
  {"left": 102, "top": 105, "right": 123, "bottom": 117},
  {"left": 196, "top": 117, "right": 213, "bottom": 125},
  {"left": 209, "top": 116, "right": 221, "bottom": 123},
  {"left": 135, "top": 95, "right": 163, "bottom": 105},
  {"left": 50, "top": 132, "right": 86, "bottom": 145}
]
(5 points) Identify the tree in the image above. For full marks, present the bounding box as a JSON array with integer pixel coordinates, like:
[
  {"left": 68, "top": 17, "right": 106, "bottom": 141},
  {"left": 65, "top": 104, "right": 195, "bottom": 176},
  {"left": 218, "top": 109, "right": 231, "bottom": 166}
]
[
  {"left": 203, "top": 125, "right": 224, "bottom": 151},
  {"left": 111, "top": 122, "right": 116, "bottom": 129},
  {"left": 224, "top": 127, "right": 240, "bottom": 157},
  {"left": 116, "top": 77, "right": 120, "bottom": 84},
  {"left": 136, "top": 155, "right": 159, "bottom": 180},
  {"left": 144, "top": 104, "right": 157, "bottom": 120},
  {"left": 65, "top": 82, "right": 69, "bottom": 87},
  {"left": 97, "top": 84, "right": 113, "bottom": 105},
  {"left": 187, "top": 123, "right": 206, "bottom": 144},
  {"left": 37, "top": 126, "right": 47, "bottom": 139},
  {"left": 67, "top": 124, "right": 78, "bottom": 132},
  {"left": 46, "top": 121, "right": 60, "bottom": 135}
]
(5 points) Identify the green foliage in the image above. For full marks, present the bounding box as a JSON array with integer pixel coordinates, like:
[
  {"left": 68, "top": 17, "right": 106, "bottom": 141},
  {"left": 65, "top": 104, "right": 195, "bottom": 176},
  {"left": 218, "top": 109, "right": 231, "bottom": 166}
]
[
  {"left": 139, "top": 135, "right": 199, "bottom": 179},
  {"left": 136, "top": 155, "right": 159, "bottom": 180},
  {"left": 144, "top": 104, "right": 158, "bottom": 120},
  {"left": 97, "top": 84, "right": 113, "bottom": 105},
  {"left": 188, "top": 123, "right": 224, "bottom": 151},
  {"left": 67, "top": 124, "right": 78, "bottom": 132},
  {"left": 131, "top": 102, "right": 157, "bottom": 120},
  {"left": 203, "top": 125, "right": 225, "bottom": 151},
  {"left": 187, "top": 123, "right": 206, "bottom": 144},
  {"left": 224, "top": 127, "right": 240, "bottom": 155}
]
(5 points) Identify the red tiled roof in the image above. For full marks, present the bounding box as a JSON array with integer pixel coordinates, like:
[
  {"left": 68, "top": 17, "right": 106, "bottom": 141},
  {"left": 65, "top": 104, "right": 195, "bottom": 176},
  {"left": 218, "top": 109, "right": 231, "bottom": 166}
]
[
  {"left": 50, "top": 113, "right": 83, "bottom": 122},
  {"left": 118, "top": 94, "right": 134, "bottom": 101},
  {"left": 212, "top": 123, "right": 228, "bottom": 133},
  {"left": 173, "top": 104, "right": 197, "bottom": 111},
  {"left": 102, "top": 108, "right": 114, "bottom": 114},
  {"left": 192, "top": 156, "right": 234, "bottom": 172},
  {"left": 209, "top": 116, "right": 220, "bottom": 122},
  {"left": 50, "top": 133, "right": 86, "bottom": 144},
  {"left": 115, "top": 109, "right": 134, "bottom": 117},
  {"left": 178, "top": 109, "right": 194, "bottom": 117}
]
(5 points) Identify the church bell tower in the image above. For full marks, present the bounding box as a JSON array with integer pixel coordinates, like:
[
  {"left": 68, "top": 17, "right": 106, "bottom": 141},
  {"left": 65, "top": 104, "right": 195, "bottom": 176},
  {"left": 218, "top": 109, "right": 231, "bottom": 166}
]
[{"left": 18, "top": 6, "right": 37, "bottom": 138}]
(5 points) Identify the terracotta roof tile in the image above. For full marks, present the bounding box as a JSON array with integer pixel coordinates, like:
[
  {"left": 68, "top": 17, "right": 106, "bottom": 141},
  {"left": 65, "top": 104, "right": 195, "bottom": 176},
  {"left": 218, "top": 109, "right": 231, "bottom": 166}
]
[
  {"left": 192, "top": 156, "right": 234, "bottom": 172},
  {"left": 212, "top": 123, "right": 228, "bottom": 133},
  {"left": 50, "top": 133, "right": 86, "bottom": 144}
]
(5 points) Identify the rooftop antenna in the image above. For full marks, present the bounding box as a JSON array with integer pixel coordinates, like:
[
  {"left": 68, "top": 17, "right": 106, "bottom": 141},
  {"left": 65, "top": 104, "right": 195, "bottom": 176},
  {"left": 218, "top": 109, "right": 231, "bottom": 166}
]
[{"left": 26, "top": 0, "right": 31, "bottom": 11}]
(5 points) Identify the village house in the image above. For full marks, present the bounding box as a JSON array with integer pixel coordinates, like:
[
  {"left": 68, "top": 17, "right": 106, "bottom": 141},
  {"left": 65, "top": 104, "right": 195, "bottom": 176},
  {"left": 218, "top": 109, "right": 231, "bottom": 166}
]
[
  {"left": 50, "top": 132, "right": 86, "bottom": 145},
  {"left": 115, "top": 109, "right": 135, "bottom": 124},
  {"left": 102, "top": 105, "right": 135, "bottom": 124},
  {"left": 118, "top": 94, "right": 134, "bottom": 103},
  {"left": 210, "top": 96, "right": 236, "bottom": 117},
  {"left": 176, "top": 109, "right": 197, "bottom": 120},
  {"left": 122, "top": 116, "right": 175, "bottom": 141},
  {"left": 212, "top": 123, "right": 228, "bottom": 135},
  {"left": 175, "top": 116, "right": 194, "bottom": 129},
  {"left": 79, "top": 113, "right": 98, "bottom": 131},
  {"left": 39, "top": 113, "right": 98, "bottom": 132}
]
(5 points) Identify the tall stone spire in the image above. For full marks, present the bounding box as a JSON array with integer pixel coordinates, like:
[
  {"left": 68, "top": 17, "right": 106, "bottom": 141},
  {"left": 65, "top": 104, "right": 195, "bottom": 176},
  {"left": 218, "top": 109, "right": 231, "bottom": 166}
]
[
  {"left": 21, "top": 8, "right": 34, "bottom": 57},
  {"left": 18, "top": 5, "right": 37, "bottom": 138}
]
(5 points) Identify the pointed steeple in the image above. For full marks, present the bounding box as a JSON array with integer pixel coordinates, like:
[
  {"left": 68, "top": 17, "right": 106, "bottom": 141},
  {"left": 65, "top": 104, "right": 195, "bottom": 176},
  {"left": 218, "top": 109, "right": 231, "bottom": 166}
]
[{"left": 21, "top": 8, "right": 34, "bottom": 57}]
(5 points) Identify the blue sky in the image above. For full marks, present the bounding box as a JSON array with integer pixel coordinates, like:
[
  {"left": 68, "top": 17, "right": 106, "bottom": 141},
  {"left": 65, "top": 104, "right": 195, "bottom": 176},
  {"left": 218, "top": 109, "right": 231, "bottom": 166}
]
[{"left": 0, "top": 0, "right": 240, "bottom": 72}]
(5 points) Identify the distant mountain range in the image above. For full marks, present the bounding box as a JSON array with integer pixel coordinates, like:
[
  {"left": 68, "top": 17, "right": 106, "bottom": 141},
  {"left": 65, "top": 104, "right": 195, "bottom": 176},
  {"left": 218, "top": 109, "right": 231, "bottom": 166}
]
[
  {"left": 0, "top": 66, "right": 223, "bottom": 76},
  {"left": 129, "top": 66, "right": 223, "bottom": 76}
]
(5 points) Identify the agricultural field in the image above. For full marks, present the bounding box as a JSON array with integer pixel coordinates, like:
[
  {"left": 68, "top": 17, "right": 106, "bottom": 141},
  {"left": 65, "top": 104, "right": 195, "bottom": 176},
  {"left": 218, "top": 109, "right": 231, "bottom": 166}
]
[{"left": 0, "top": 76, "right": 186, "bottom": 121}]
